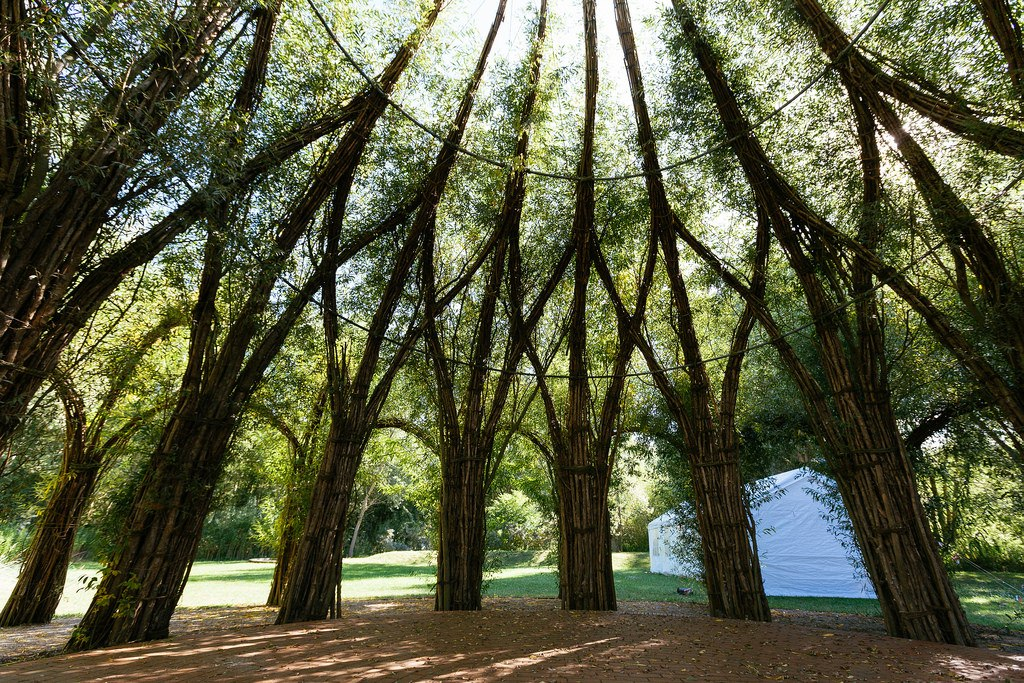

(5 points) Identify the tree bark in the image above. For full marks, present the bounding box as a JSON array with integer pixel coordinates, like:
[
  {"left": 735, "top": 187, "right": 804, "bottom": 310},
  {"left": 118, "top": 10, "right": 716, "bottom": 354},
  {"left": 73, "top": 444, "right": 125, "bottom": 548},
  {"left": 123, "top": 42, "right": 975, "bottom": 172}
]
[
  {"left": 794, "top": 0, "right": 1024, "bottom": 158},
  {"left": 260, "top": 385, "right": 328, "bottom": 606},
  {"left": 0, "top": 0, "right": 238, "bottom": 448},
  {"left": 275, "top": 0, "right": 508, "bottom": 625},
  {"left": 974, "top": 0, "right": 1024, "bottom": 103},
  {"left": 0, "top": 310, "right": 182, "bottom": 627},
  {"left": 0, "top": 0, "right": 367, "bottom": 455}
]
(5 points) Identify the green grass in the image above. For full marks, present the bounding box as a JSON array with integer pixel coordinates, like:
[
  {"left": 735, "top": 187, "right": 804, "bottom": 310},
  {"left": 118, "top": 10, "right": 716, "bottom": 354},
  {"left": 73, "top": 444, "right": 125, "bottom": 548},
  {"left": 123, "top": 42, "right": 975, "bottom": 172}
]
[{"left": 1, "top": 552, "right": 1021, "bottom": 631}]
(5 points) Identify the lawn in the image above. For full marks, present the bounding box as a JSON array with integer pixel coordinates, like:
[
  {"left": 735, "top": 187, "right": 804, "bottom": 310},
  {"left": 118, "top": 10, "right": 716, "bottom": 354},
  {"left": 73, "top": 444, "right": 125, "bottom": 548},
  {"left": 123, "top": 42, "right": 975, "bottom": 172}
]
[{"left": 1, "top": 551, "right": 1020, "bottom": 631}]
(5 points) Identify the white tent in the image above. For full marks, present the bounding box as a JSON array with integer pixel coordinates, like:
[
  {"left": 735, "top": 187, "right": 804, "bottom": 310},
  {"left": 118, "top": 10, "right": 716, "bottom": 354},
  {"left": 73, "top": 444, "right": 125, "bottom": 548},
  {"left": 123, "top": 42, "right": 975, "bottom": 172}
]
[{"left": 648, "top": 468, "right": 876, "bottom": 598}]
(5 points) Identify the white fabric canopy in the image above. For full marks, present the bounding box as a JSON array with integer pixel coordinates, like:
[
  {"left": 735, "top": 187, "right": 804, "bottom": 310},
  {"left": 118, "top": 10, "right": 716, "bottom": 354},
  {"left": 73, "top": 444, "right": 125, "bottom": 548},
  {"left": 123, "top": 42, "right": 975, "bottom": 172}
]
[{"left": 648, "top": 468, "right": 876, "bottom": 598}]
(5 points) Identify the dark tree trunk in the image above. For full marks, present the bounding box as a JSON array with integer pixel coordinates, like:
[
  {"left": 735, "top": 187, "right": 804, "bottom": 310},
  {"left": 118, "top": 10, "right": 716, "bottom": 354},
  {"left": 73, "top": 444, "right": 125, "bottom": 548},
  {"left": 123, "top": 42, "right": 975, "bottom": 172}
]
[
  {"left": 66, "top": 6, "right": 437, "bottom": 647},
  {"left": 609, "top": 0, "right": 770, "bottom": 622},
  {"left": 0, "top": 0, "right": 367, "bottom": 455},
  {"left": 794, "top": 0, "right": 1024, "bottom": 158},
  {"left": 0, "top": 378, "right": 93, "bottom": 627},
  {"left": 0, "top": 0, "right": 237, "bottom": 449},
  {"left": 974, "top": 0, "right": 1024, "bottom": 102},
  {"left": 556, "top": 0, "right": 616, "bottom": 613},
  {"left": 432, "top": 0, "right": 548, "bottom": 613},
  {"left": 525, "top": 0, "right": 649, "bottom": 612},
  {"left": 673, "top": 3, "right": 975, "bottom": 646},
  {"left": 435, "top": 453, "right": 489, "bottom": 610},
  {"left": 276, "top": 0, "right": 496, "bottom": 624},
  {"left": 266, "top": 533, "right": 295, "bottom": 607},
  {"left": 262, "top": 386, "right": 327, "bottom": 607},
  {"left": 791, "top": 0, "right": 1024, "bottom": 410}
]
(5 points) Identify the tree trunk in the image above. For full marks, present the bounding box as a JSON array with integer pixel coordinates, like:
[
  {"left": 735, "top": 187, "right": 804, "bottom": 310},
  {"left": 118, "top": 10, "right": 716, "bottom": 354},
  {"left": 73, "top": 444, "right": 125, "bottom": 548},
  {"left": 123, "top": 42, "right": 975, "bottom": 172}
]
[
  {"left": 276, "top": 0, "right": 494, "bottom": 625},
  {"left": 0, "top": 309, "right": 181, "bottom": 627},
  {"left": 974, "top": 0, "right": 1024, "bottom": 103},
  {"left": 435, "top": 455, "right": 488, "bottom": 610},
  {"left": 0, "top": 0, "right": 236, "bottom": 449},
  {"left": 554, "top": 460, "right": 616, "bottom": 611},
  {"left": 610, "top": 0, "right": 770, "bottom": 622},
  {"left": 0, "top": 381, "right": 95, "bottom": 626},
  {"left": 66, "top": 411, "right": 237, "bottom": 649},
  {"left": 431, "top": 0, "right": 548, "bottom": 613},
  {"left": 65, "top": 7, "right": 436, "bottom": 647},
  {"left": 347, "top": 486, "right": 374, "bottom": 559},
  {"left": 266, "top": 532, "right": 295, "bottom": 607}
]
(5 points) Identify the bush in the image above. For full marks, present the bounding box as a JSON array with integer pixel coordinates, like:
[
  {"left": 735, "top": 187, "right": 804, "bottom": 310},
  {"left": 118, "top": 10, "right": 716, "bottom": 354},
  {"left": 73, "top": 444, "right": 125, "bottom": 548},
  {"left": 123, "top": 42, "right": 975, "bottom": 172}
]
[
  {"left": 486, "top": 491, "right": 555, "bottom": 552},
  {"left": 957, "top": 537, "right": 1024, "bottom": 573},
  {"left": 195, "top": 500, "right": 273, "bottom": 561},
  {"left": 0, "top": 523, "right": 32, "bottom": 562}
]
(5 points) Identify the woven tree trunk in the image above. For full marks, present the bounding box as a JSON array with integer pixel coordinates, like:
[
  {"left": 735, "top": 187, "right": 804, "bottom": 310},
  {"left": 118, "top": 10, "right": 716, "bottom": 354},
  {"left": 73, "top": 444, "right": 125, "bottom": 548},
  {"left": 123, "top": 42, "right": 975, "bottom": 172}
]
[
  {"left": 556, "top": 0, "right": 615, "bottom": 612},
  {"left": 276, "top": 0, "right": 499, "bottom": 624},
  {"left": 791, "top": 0, "right": 1024, "bottom": 421},
  {"left": 525, "top": 0, "right": 655, "bottom": 612},
  {"left": 973, "top": 0, "right": 1024, "bottom": 103},
  {"left": 609, "top": 0, "right": 770, "bottom": 622},
  {"left": 64, "top": 19, "right": 435, "bottom": 644},
  {"left": 262, "top": 388, "right": 327, "bottom": 607},
  {"left": 432, "top": 0, "right": 549, "bottom": 613},
  {"left": 673, "top": 2, "right": 974, "bottom": 646},
  {"left": 0, "top": 379, "right": 93, "bottom": 627},
  {"left": 0, "top": 312, "right": 181, "bottom": 627},
  {"left": 0, "top": 0, "right": 237, "bottom": 451}
]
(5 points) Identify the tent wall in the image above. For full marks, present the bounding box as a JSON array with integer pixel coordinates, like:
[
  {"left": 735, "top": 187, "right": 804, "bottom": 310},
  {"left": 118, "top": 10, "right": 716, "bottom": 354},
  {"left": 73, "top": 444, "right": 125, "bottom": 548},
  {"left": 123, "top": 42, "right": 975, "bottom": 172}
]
[{"left": 647, "top": 469, "right": 875, "bottom": 599}]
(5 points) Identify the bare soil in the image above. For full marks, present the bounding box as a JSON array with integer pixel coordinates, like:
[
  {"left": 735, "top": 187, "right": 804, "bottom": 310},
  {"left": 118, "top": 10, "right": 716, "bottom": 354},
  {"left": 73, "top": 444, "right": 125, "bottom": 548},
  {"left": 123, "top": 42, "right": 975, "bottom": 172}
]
[{"left": 1, "top": 599, "right": 1022, "bottom": 681}]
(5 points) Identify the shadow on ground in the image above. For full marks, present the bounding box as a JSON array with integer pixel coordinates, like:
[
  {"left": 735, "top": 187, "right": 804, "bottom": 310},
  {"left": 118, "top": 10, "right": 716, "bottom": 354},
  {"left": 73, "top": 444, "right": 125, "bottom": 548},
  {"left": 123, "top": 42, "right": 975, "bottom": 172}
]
[{"left": 1, "top": 600, "right": 1021, "bottom": 682}]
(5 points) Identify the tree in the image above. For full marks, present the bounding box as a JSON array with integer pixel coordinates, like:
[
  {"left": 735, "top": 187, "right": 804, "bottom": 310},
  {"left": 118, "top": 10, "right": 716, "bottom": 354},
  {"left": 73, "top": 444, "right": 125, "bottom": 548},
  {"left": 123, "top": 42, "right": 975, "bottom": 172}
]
[
  {"left": 66, "top": 4, "right": 437, "bottom": 650},
  {"left": 0, "top": 304, "right": 184, "bottom": 626},
  {"left": 428, "top": 0, "right": 554, "bottom": 612},
  {"left": 275, "top": 0, "right": 496, "bottom": 624},
  {"left": 668, "top": 1, "right": 974, "bottom": 645},
  {"left": 597, "top": 0, "right": 770, "bottom": 622}
]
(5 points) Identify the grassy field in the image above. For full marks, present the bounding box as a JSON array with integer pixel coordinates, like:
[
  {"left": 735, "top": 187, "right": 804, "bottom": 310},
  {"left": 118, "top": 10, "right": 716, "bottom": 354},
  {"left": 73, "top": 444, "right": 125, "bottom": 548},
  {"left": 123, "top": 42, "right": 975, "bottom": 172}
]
[{"left": 1, "top": 551, "right": 1020, "bottom": 630}]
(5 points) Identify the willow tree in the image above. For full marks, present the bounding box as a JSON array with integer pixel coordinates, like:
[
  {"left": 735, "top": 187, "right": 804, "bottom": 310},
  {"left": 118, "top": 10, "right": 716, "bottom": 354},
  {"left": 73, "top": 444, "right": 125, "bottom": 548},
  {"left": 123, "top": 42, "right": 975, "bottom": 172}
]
[
  {"left": 520, "top": 0, "right": 654, "bottom": 612},
  {"left": 789, "top": 0, "right": 1024, "bottom": 440},
  {"left": 275, "top": 0, "right": 504, "bottom": 625},
  {"left": 589, "top": 0, "right": 771, "bottom": 623},
  {"left": 0, "top": 0, "right": 373, "bottom": 458},
  {"left": 670, "top": 1, "right": 974, "bottom": 645},
  {"left": 0, "top": 0, "right": 237, "bottom": 448},
  {"left": 0, "top": 306, "right": 183, "bottom": 627},
  {"left": 425, "top": 0, "right": 558, "bottom": 612},
  {"left": 973, "top": 0, "right": 1024, "bottom": 103},
  {"left": 251, "top": 381, "right": 329, "bottom": 607},
  {"left": 66, "top": 5, "right": 442, "bottom": 650}
]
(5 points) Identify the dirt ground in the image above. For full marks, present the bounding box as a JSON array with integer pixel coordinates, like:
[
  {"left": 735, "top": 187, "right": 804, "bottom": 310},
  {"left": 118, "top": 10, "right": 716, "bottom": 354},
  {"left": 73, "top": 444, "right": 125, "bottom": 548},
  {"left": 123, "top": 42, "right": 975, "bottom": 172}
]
[{"left": 1, "top": 598, "right": 1022, "bottom": 681}]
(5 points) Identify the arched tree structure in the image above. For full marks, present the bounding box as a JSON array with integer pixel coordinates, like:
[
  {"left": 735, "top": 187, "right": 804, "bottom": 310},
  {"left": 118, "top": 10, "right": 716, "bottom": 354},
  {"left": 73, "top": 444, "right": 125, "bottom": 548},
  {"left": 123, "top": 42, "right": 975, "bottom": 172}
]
[
  {"left": 275, "top": 0, "right": 503, "bottom": 625},
  {"left": 0, "top": 307, "right": 183, "bottom": 626},
  {"left": 0, "top": 0, "right": 370, "bottom": 458},
  {"left": 65, "top": 6, "right": 440, "bottom": 650},
  {"left": 426, "top": 0, "right": 556, "bottom": 612},
  {"left": 521, "top": 0, "right": 655, "bottom": 612},
  {"left": 599, "top": 0, "right": 770, "bottom": 622},
  {"left": 671, "top": 2, "right": 974, "bottom": 645},
  {"left": 789, "top": 0, "right": 1024, "bottom": 439}
]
